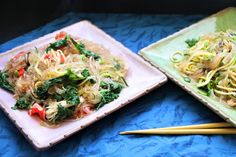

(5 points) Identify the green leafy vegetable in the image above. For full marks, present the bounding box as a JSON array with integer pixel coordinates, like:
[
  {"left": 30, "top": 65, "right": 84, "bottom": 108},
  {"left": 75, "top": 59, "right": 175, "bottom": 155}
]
[
  {"left": 185, "top": 38, "right": 199, "bottom": 48},
  {"left": 47, "top": 35, "right": 100, "bottom": 59},
  {"left": 100, "top": 81, "right": 108, "bottom": 89},
  {"left": 100, "top": 81, "right": 123, "bottom": 92},
  {"left": 81, "top": 69, "right": 90, "bottom": 78},
  {"left": 198, "top": 80, "right": 216, "bottom": 96},
  {"left": 96, "top": 81, "right": 123, "bottom": 109},
  {"left": 47, "top": 86, "right": 80, "bottom": 123},
  {"left": 65, "top": 69, "right": 82, "bottom": 81},
  {"left": 46, "top": 36, "right": 69, "bottom": 52},
  {"left": 183, "top": 77, "right": 191, "bottom": 83},
  {"left": 96, "top": 90, "right": 119, "bottom": 109},
  {"left": 34, "top": 76, "right": 64, "bottom": 99},
  {"left": 0, "top": 70, "right": 14, "bottom": 92},
  {"left": 110, "top": 82, "right": 123, "bottom": 93},
  {"left": 69, "top": 37, "right": 100, "bottom": 60},
  {"left": 52, "top": 93, "right": 63, "bottom": 101},
  {"left": 63, "top": 85, "right": 80, "bottom": 105},
  {"left": 12, "top": 97, "right": 31, "bottom": 109},
  {"left": 49, "top": 104, "right": 75, "bottom": 123},
  {"left": 198, "top": 88, "right": 211, "bottom": 96},
  {"left": 66, "top": 69, "right": 90, "bottom": 81}
]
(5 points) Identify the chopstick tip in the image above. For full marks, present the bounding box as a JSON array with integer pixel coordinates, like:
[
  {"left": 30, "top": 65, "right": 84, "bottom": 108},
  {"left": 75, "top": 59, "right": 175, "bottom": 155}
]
[{"left": 120, "top": 131, "right": 133, "bottom": 135}]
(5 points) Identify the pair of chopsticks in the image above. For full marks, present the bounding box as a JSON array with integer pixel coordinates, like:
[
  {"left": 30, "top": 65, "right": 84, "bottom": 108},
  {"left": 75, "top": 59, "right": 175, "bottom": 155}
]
[{"left": 120, "top": 122, "right": 236, "bottom": 135}]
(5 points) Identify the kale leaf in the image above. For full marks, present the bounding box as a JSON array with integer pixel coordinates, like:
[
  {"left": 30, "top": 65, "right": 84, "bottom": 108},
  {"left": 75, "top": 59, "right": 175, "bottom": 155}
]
[
  {"left": 96, "top": 81, "right": 123, "bottom": 109},
  {"left": 69, "top": 37, "right": 100, "bottom": 60},
  {"left": 45, "top": 36, "right": 69, "bottom": 52},
  {"left": 63, "top": 85, "right": 80, "bottom": 105},
  {"left": 81, "top": 69, "right": 90, "bottom": 78},
  {"left": 34, "top": 76, "right": 64, "bottom": 99},
  {"left": 66, "top": 69, "right": 83, "bottom": 81},
  {"left": 0, "top": 70, "right": 14, "bottom": 92},
  {"left": 52, "top": 86, "right": 80, "bottom": 105},
  {"left": 52, "top": 93, "right": 63, "bottom": 101},
  {"left": 110, "top": 82, "right": 123, "bottom": 93},
  {"left": 96, "top": 90, "right": 119, "bottom": 110},
  {"left": 65, "top": 68, "right": 90, "bottom": 82},
  {"left": 185, "top": 38, "right": 199, "bottom": 48},
  {"left": 50, "top": 104, "right": 75, "bottom": 123},
  {"left": 45, "top": 35, "right": 100, "bottom": 60},
  {"left": 48, "top": 86, "right": 80, "bottom": 123},
  {"left": 12, "top": 96, "right": 31, "bottom": 109}
]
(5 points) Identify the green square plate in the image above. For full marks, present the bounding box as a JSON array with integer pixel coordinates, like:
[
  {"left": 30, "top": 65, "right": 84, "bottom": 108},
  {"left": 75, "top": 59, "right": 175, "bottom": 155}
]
[{"left": 139, "top": 7, "right": 236, "bottom": 126}]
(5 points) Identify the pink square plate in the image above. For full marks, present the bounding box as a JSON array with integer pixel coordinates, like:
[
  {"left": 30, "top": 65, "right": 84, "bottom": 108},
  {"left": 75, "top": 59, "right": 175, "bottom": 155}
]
[{"left": 0, "top": 21, "right": 167, "bottom": 150}]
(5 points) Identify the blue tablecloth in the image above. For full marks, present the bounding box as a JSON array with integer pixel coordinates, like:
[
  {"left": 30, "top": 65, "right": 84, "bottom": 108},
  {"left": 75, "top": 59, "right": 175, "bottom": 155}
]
[{"left": 1, "top": 12, "right": 236, "bottom": 157}]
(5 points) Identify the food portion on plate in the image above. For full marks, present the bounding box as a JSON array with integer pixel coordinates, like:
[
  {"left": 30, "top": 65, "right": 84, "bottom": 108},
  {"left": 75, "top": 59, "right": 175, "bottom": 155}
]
[
  {"left": 171, "top": 30, "right": 236, "bottom": 107},
  {"left": 0, "top": 31, "right": 128, "bottom": 125}
]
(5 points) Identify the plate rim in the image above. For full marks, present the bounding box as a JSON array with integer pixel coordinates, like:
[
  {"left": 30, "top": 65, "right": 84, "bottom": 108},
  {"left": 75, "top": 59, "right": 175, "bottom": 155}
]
[
  {"left": 0, "top": 20, "right": 167, "bottom": 150},
  {"left": 139, "top": 7, "right": 236, "bottom": 127}
]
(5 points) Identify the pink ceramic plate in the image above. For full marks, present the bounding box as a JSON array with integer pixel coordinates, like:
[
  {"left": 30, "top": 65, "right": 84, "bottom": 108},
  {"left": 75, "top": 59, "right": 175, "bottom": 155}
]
[{"left": 0, "top": 21, "right": 167, "bottom": 150}]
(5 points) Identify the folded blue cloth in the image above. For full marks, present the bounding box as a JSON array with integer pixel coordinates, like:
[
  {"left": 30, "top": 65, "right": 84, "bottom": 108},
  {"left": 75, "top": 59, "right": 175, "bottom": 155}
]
[{"left": 0, "top": 12, "right": 235, "bottom": 157}]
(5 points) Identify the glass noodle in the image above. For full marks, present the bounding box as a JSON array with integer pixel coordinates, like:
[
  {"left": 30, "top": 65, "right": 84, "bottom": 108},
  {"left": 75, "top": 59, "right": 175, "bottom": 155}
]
[{"left": 0, "top": 32, "right": 128, "bottom": 126}]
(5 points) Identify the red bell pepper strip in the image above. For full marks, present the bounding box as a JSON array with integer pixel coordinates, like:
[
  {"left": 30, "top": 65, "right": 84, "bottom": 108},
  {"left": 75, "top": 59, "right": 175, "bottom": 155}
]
[
  {"left": 60, "top": 54, "right": 65, "bottom": 63},
  {"left": 55, "top": 31, "right": 67, "bottom": 40},
  {"left": 77, "top": 105, "right": 93, "bottom": 118},
  {"left": 18, "top": 68, "right": 25, "bottom": 77},
  {"left": 44, "top": 54, "right": 51, "bottom": 59},
  {"left": 28, "top": 103, "right": 46, "bottom": 121},
  {"left": 83, "top": 106, "right": 93, "bottom": 114},
  {"left": 14, "top": 67, "right": 25, "bottom": 77}
]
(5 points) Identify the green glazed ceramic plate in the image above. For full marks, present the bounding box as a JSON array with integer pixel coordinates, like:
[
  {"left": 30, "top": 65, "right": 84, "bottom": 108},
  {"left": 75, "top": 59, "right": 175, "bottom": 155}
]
[{"left": 139, "top": 7, "right": 236, "bottom": 126}]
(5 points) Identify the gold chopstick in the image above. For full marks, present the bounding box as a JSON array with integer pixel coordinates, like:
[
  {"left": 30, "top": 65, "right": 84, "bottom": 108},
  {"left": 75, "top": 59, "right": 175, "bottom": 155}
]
[
  {"left": 120, "top": 122, "right": 235, "bottom": 135},
  {"left": 120, "top": 128, "right": 236, "bottom": 135},
  {"left": 158, "top": 122, "right": 232, "bottom": 130}
]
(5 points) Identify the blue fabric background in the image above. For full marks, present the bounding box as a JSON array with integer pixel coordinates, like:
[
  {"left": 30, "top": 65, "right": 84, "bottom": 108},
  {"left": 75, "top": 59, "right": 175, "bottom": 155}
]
[{"left": 1, "top": 13, "right": 236, "bottom": 157}]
